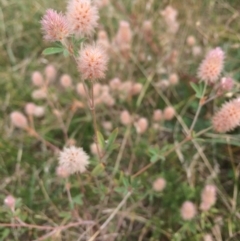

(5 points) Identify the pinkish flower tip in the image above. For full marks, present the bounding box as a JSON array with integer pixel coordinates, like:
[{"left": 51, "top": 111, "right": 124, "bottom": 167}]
[
  {"left": 41, "top": 9, "right": 70, "bottom": 42},
  {"left": 78, "top": 44, "right": 108, "bottom": 80}
]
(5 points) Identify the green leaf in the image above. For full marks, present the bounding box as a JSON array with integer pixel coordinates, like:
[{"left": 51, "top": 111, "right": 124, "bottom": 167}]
[
  {"left": 190, "top": 82, "right": 205, "bottom": 98},
  {"left": 106, "top": 128, "right": 118, "bottom": 152},
  {"left": 63, "top": 49, "right": 69, "bottom": 57},
  {"left": 42, "top": 47, "right": 64, "bottom": 55},
  {"left": 150, "top": 155, "right": 158, "bottom": 163},
  {"left": 190, "top": 82, "right": 200, "bottom": 97},
  {"left": 148, "top": 147, "right": 159, "bottom": 156},
  {"left": 97, "top": 131, "right": 105, "bottom": 150},
  {"left": 114, "top": 186, "right": 126, "bottom": 193},
  {"left": 0, "top": 229, "right": 10, "bottom": 241},
  {"left": 91, "top": 163, "right": 105, "bottom": 176},
  {"left": 72, "top": 194, "right": 83, "bottom": 205},
  {"left": 122, "top": 176, "right": 130, "bottom": 187},
  {"left": 59, "top": 211, "right": 72, "bottom": 219},
  {"left": 72, "top": 37, "right": 86, "bottom": 45}
]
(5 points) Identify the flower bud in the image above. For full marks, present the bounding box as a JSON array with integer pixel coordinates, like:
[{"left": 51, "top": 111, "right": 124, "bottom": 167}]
[
  {"left": 4, "top": 195, "right": 16, "bottom": 211},
  {"left": 10, "top": 111, "right": 28, "bottom": 130}
]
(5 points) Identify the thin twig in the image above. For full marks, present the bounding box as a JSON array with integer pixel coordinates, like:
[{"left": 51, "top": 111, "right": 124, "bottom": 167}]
[
  {"left": 87, "top": 191, "right": 132, "bottom": 241},
  {"left": 0, "top": 220, "right": 95, "bottom": 230}
]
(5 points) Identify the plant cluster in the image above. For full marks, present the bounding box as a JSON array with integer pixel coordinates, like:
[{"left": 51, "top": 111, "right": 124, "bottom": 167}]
[{"left": 1, "top": 1, "right": 240, "bottom": 241}]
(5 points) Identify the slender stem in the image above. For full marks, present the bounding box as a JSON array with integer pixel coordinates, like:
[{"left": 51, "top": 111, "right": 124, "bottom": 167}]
[
  {"left": 0, "top": 220, "right": 95, "bottom": 230},
  {"left": 189, "top": 82, "right": 207, "bottom": 133},
  {"left": 65, "top": 182, "right": 74, "bottom": 210},
  {"left": 113, "top": 126, "right": 131, "bottom": 176},
  {"left": 203, "top": 94, "right": 218, "bottom": 105},
  {"left": 87, "top": 191, "right": 132, "bottom": 241},
  {"left": 90, "top": 81, "right": 102, "bottom": 161}
]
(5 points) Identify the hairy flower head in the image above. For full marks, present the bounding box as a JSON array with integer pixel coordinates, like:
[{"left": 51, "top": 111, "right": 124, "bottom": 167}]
[
  {"left": 78, "top": 44, "right": 108, "bottom": 80},
  {"left": 41, "top": 9, "right": 70, "bottom": 42},
  {"left": 25, "top": 103, "right": 36, "bottom": 116},
  {"left": 169, "top": 73, "right": 179, "bottom": 85},
  {"left": 32, "top": 71, "right": 44, "bottom": 87},
  {"left": 32, "top": 89, "right": 47, "bottom": 100},
  {"left": 34, "top": 106, "right": 45, "bottom": 118},
  {"left": 153, "top": 109, "right": 163, "bottom": 122},
  {"left": 180, "top": 201, "right": 196, "bottom": 220},
  {"left": 160, "top": 5, "right": 179, "bottom": 33},
  {"left": 134, "top": 117, "right": 148, "bottom": 134},
  {"left": 152, "top": 177, "right": 166, "bottom": 192},
  {"left": 60, "top": 74, "right": 72, "bottom": 88},
  {"left": 10, "top": 111, "right": 29, "bottom": 130},
  {"left": 45, "top": 65, "right": 57, "bottom": 82},
  {"left": 4, "top": 195, "right": 16, "bottom": 211},
  {"left": 66, "top": 0, "right": 99, "bottom": 36},
  {"left": 200, "top": 184, "right": 217, "bottom": 211},
  {"left": 115, "top": 21, "right": 132, "bottom": 52},
  {"left": 198, "top": 47, "right": 225, "bottom": 83},
  {"left": 212, "top": 98, "right": 240, "bottom": 133},
  {"left": 58, "top": 146, "right": 89, "bottom": 174},
  {"left": 163, "top": 106, "right": 175, "bottom": 120},
  {"left": 120, "top": 110, "right": 132, "bottom": 126}
]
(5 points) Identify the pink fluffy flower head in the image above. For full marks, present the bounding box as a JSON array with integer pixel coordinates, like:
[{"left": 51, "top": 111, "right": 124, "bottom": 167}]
[
  {"left": 160, "top": 5, "right": 179, "bottom": 34},
  {"left": 120, "top": 110, "right": 132, "bottom": 126},
  {"left": 10, "top": 111, "right": 29, "bottom": 130},
  {"left": 66, "top": 0, "right": 99, "bottom": 36},
  {"left": 45, "top": 64, "right": 57, "bottom": 82},
  {"left": 152, "top": 177, "right": 166, "bottom": 192},
  {"left": 180, "top": 201, "right": 196, "bottom": 220},
  {"left": 163, "top": 106, "right": 175, "bottom": 120},
  {"left": 186, "top": 35, "right": 196, "bottom": 47},
  {"left": 25, "top": 103, "right": 36, "bottom": 116},
  {"left": 218, "top": 77, "right": 234, "bottom": 94},
  {"left": 31, "top": 71, "right": 44, "bottom": 87},
  {"left": 135, "top": 117, "right": 148, "bottom": 134},
  {"left": 78, "top": 44, "right": 108, "bottom": 80},
  {"left": 60, "top": 74, "right": 72, "bottom": 88},
  {"left": 58, "top": 146, "right": 89, "bottom": 174},
  {"left": 198, "top": 47, "right": 225, "bottom": 84},
  {"left": 34, "top": 106, "right": 45, "bottom": 118},
  {"left": 32, "top": 88, "right": 47, "bottom": 100},
  {"left": 153, "top": 109, "right": 163, "bottom": 122},
  {"left": 212, "top": 98, "right": 240, "bottom": 133},
  {"left": 142, "top": 20, "right": 152, "bottom": 35},
  {"left": 169, "top": 73, "right": 179, "bottom": 86},
  {"left": 204, "top": 234, "right": 213, "bottom": 241},
  {"left": 4, "top": 195, "right": 16, "bottom": 212},
  {"left": 161, "top": 5, "right": 178, "bottom": 23},
  {"left": 131, "top": 83, "right": 143, "bottom": 96},
  {"left": 56, "top": 166, "right": 70, "bottom": 178},
  {"left": 41, "top": 9, "right": 70, "bottom": 42},
  {"left": 97, "top": 30, "right": 110, "bottom": 50},
  {"left": 200, "top": 184, "right": 217, "bottom": 211},
  {"left": 115, "top": 21, "right": 132, "bottom": 51},
  {"left": 110, "top": 78, "right": 122, "bottom": 91}
]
